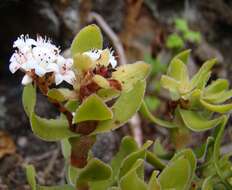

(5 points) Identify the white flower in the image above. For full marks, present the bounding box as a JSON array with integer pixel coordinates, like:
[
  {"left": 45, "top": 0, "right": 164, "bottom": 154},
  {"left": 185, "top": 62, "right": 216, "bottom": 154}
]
[
  {"left": 53, "top": 56, "right": 76, "bottom": 85},
  {"left": 9, "top": 35, "right": 63, "bottom": 85},
  {"left": 83, "top": 48, "right": 117, "bottom": 68}
]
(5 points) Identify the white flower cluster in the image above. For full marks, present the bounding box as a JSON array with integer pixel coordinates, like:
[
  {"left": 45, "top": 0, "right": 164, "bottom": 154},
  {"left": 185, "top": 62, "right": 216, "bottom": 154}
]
[
  {"left": 9, "top": 35, "right": 75, "bottom": 85},
  {"left": 83, "top": 49, "right": 117, "bottom": 68}
]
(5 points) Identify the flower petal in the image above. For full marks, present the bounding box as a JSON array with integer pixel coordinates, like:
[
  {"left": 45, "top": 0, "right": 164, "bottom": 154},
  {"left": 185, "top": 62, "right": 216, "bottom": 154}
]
[
  {"left": 63, "top": 71, "right": 76, "bottom": 85},
  {"left": 47, "top": 63, "right": 59, "bottom": 73},
  {"left": 55, "top": 73, "right": 63, "bottom": 85},
  {"left": 9, "top": 60, "right": 21, "bottom": 73},
  {"left": 21, "top": 74, "right": 33, "bottom": 85},
  {"left": 34, "top": 64, "right": 47, "bottom": 77}
]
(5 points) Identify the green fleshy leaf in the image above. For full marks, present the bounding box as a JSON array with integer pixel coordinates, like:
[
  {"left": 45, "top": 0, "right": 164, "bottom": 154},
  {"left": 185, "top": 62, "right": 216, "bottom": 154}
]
[
  {"left": 30, "top": 113, "right": 78, "bottom": 141},
  {"left": 184, "top": 31, "right": 201, "bottom": 43},
  {"left": 167, "top": 58, "right": 189, "bottom": 82},
  {"left": 194, "top": 137, "right": 214, "bottom": 159},
  {"left": 73, "top": 94, "right": 113, "bottom": 123},
  {"left": 179, "top": 108, "right": 223, "bottom": 131},
  {"left": 90, "top": 137, "right": 139, "bottom": 190},
  {"left": 200, "top": 99, "right": 232, "bottom": 113},
  {"left": 47, "top": 88, "right": 76, "bottom": 102},
  {"left": 119, "top": 159, "right": 147, "bottom": 190},
  {"left": 73, "top": 53, "right": 94, "bottom": 72},
  {"left": 112, "top": 62, "right": 151, "bottom": 91},
  {"left": 191, "top": 59, "right": 217, "bottom": 89},
  {"left": 92, "top": 81, "right": 146, "bottom": 134},
  {"left": 77, "top": 158, "right": 112, "bottom": 185},
  {"left": 25, "top": 165, "right": 36, "bottom": 190},
  {"left": 23, "top": 84, "right": 78, "bottom": 141},
  {"left": 140, "top": 101, "right": 177, "bottom": 128},
  {"left": 97, "top": 89, "right": 120, "bottom": 101},
  {"left": 71, "top": 24, "right": 103, "bottom": 55},
  {"left": 160, "top": 75, "right": 180, "bottom": 94},
  {"left": 146, "top": 151, "right": 165, "bottom": 170},
  {"left": 22, "top": 84, "right": 36, "bottom": 117},
  {"left": 119, "top": 140, "right": 152, "bottom": 179},
  {"left": 175, "top": 18, "right": 189, "bottom": 32},
  {"left": 166, "top": 34, "right": 184, "bottom": 49},
  {"left": 213, "top": 116, "right": 232, "bottom": 188},
  {"left": 204, "top": 79, "right": 229, "bottom": 96},
  {"left": 170, "top": 149, "right": 196, "bottom": 189},
  {"left": 61, "top": 139, "right": 71, "bottom": 159},
  {"left": 203, "top": 90, "right": 232, "bottom": 104},
  {"left": 65, "top": 100, "right": 79, "bottom": 112},
  {"left": 93, "top": 75, "right": 110, "bottom": 89},
  {"left": 111, "top": 136, "right": 139, "bottom": 180},
  {"left": 148, "top": 170, "right": 161, "bottom": 190},
  {"left": 202, "top": 176, "right": 214, "bottom": 190},
  {"left": 158, "top": 157, "right": 191, "bottom": 190},
  {"left": 172, "top": 49, "right": 191, "bottom": 64},
  {"left": 153, "top": 138, "right": 169, "bottom": 158}
]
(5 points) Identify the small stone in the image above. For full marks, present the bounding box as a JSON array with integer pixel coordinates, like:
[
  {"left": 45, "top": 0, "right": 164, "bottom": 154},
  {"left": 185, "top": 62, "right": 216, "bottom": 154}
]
[{"left": 17, "top": 137, "right": 27, "bottom": 148}]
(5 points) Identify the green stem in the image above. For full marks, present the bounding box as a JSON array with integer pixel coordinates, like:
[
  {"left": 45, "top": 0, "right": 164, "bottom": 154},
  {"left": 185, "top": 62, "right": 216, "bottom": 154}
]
[{"left": 140, "top": 100, "right": 177, "bottom": 128}]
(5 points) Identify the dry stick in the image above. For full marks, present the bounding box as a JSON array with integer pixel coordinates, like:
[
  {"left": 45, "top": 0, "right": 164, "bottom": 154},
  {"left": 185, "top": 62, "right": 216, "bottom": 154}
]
[
  {"left": 88, "top": 12, "right": 143, "bottom": 146},
  {"left": 88, "top": 12, "right": 127, "bottom": 66}
]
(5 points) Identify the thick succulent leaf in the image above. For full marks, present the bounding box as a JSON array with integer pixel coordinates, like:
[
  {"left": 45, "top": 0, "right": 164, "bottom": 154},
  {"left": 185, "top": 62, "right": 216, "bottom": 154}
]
[
  {"left": 92, "top": 81, "right": 145, "bottom": 134},
  {"left": 202, "top": 176, "right": 214, "bottom": 190},
  {"left": 204, "top": 79, "right": 229, "bottom": 96},
  {"left": 38, "top": 185, "right": 75, "bottom": 190},
  {"left": 203, "top": 90, "right": 232, "bottom": 104},
  {"left": 167, "top": 58, "right": 189, "bottom": 82},
  {"left": 97, "top": 89, "right": 120, "bottom": 101},
  {"left": 22, "top": 84, "right": 36, "bottom": 117},
  {"left": 140, "top": 101, "right": 177, "bottom": 128},
  {"left": 194, "top": 137, "right": 214, "bottom": 159},
  {"left": 179, "top": 108, "right": 223, "bottom": 131},
  {"left": 213, "top": 116, "right": 232, "bottom": 188},
  {"left": 71, "top": 24, "right": 103, "bottom": 55},
  {"left": 119, "top": 140, "right": 152, "bottom": 179},
  {"left": 73, "top": 94, "right": 113, "bottom": 123},
  {"left": 23, "top": 84, "right": 78, "bottom": 141},
  {"left": 191, "top": 59, "right": 217, "bottom": 88},
  {"left": 200, "top": 99, "right": 232, "bottom": 113},
  {"left": 61, "top": 139, "right": 71, "bottom": 159},
  {"left": 158, "top": 157, "right": 191, "bottom": 190},
  {"left": 119, "top": 159, "right": 147, "bottom": 190},
  {"left": 25, "top": 165, "right": 36, "bottom": 190},
  {"left": 77, "top": 158, "right": 112, "bottom": 184},
  {"left": 112, "top": 62, "right": 150, "bottom": 91},
  {"left": 93, "top": 75, "right": 110, "bottom": 89},
  {"left": 73, "top": 53, "right": 94, "bottom": 72},
  {"left": 146, "top": 151, "right": 165, "bottom": 170},
  {"left": 172, "top": 49, "right": 191, "bottom": 64},
  {"left": 65, "top": 100, "right": 79, "bottom": 112},
  {"left": 90, "top": 136, "right": 139, "bottom": 190},
  {"left": 148, "top": 170, "right": 161, "bottom": 190},
  {"left": 47, "top": 88, "right": 76, "bottom": 102},
  {"left": 111, "top": 136, "right": 139, "bottom": 179},
  {"left": 160, "top": 75, "right": 180, "bottom": 94},
  {"left": 166, "top": 34, "right": 184, "bottom": 49},
  {"left": 170, "top": 149, "right": 196, "bottom": 189},
  {"left": 31, "top": 113, "right": 78, "bottom": 141}
]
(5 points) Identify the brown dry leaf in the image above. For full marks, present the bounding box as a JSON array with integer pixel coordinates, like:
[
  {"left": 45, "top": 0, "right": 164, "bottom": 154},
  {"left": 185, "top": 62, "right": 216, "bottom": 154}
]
[{"left": 0, "top": 130, "right": 16, "bottom": 159}]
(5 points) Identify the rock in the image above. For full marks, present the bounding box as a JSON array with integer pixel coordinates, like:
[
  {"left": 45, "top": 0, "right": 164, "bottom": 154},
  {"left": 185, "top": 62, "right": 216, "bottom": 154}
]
[{"left": 92, "top": 132, "right": 120, "bottom": 163}]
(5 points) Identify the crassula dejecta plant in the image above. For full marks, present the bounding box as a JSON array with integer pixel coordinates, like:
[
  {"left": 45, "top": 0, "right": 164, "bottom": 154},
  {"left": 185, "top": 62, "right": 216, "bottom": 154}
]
[{"left": 9, "top": 24, "right": 232, "bottom": 190}]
